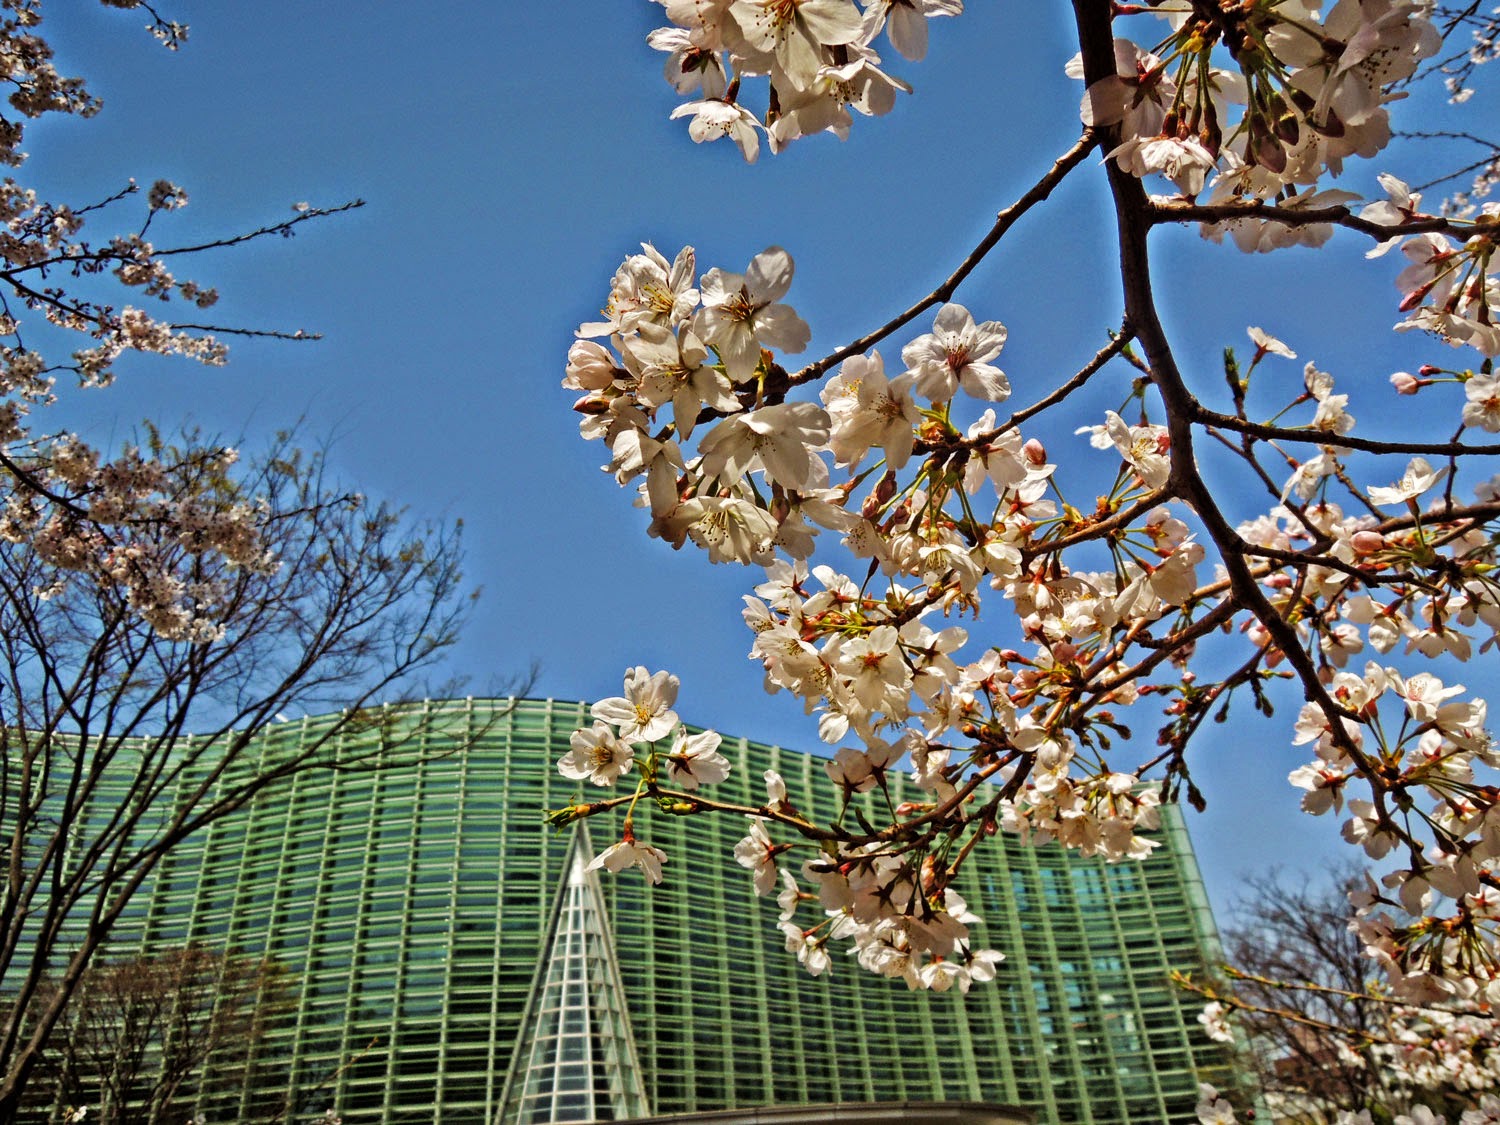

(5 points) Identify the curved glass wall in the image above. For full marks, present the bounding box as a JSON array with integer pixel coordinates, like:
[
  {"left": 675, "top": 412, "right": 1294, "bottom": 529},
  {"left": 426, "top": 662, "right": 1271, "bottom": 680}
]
[{"left": 76, "top": 698, "right": 1238, "bottom": 1124}]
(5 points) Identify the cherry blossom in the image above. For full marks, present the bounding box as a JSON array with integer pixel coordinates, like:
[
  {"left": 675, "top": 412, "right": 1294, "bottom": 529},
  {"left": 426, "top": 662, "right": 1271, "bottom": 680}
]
[
  {"left": 900, "top": 302, "right": 1009, "bottom": 402},
  {"left": 698, "top": 246, "right": 811, "bottom": 381},
  {"left": 666, "top": 728, "right": 731, "bottom": 790},
  {"left": 590, "top": 835, "right": 669, "bottom": 885},
  {"left": 554, "top": 0, "right": 1500, "bottom": 1033},
  {"left": 860, "top": 0, "right": 962, "bottom": 63},
  {"left": 559, "top": 723, "right": 636, "bottom": 786},
  {"left": 0, "top": 5, "right": 364, "bottom": 643},
  {"left": 591, "top": 666, "right": 682, "bottom": 743}
]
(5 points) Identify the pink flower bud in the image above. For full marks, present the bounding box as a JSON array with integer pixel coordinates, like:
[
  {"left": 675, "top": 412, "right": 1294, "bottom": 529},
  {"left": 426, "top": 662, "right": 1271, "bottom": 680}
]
[
  {"left": 1351, "top": 530, "right": 1385, "bottom": 555},
  {"left": 1399, "top": 279, "right": 1436, "bottom": 312},
  {"left": 1418, "top": 364, "right": 1442, "bottom": 376},
  {"left": 1023, "top": 438, "right": 1047, "bottom": 466},
  {"left": 1389, "top": 372, "right": 1421, "bottom": 395}
]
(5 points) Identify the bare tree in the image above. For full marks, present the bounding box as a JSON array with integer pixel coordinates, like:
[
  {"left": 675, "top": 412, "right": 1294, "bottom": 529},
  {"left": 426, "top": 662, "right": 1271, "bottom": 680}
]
[
  {"left": 0, "top": 430, "right": 507, "bottom": 1119},
  {"left": 21, "top": 944, "right": 290, "bottom": 1125},
  {"left": 1212, "top": 870, "right": 1499, "bottom": 1123}
]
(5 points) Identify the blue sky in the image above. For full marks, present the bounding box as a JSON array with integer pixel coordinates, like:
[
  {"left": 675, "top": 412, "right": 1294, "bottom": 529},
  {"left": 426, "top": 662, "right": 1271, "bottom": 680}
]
[{"left": 29, "top": 3, "right": 1499, "bottom": 917}]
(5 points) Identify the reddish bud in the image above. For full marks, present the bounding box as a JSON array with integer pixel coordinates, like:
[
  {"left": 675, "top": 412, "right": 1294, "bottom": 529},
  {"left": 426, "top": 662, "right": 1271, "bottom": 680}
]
[
  {"left": 572, "top": 394, "right": 608, "bottom": 415},
  {"left": 1023, "top": 438, "right": 1047, "bottom": 465},
  {"left": 1399, "top": 280, "right": 1436, "bottom": 312}
]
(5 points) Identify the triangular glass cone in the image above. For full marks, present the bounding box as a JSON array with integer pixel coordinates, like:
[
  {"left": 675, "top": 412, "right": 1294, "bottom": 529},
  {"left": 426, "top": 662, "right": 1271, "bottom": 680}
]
[{"left": 496, "top": 823, "right": 651, "bottom": 1124}]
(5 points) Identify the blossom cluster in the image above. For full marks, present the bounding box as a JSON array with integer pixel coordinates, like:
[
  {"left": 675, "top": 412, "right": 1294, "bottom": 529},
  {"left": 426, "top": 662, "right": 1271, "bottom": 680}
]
[
  {"left": 564, "top": 228, "right": 1500, "bottom": 1001},
  {"left": 646, "top": 0, "right": 961, "bottom": 159},
  {"left": 0, "top": 3, "right": 354, "bottom": 641},
  {"left": 558, "top": 0, "right": 1500, "bottom": 1028},
  {"left": 555, "top": 667, "right": 730, "bottom": 884},
  {"left": 1078, "top": 2, "right": 1438, "bottom": 236},
  {"left": 555, "top": 665, "right": 1010, "bottom": 991},
  {"left": 1196, "top": 1082, "right": 1499, "bottom": 1125},
  {"left": 1369, "top": 1003, "right": 1500, "bottom": 1100},
  {"left": 1084, "top": 3, "right": 1500, "bottom": 355}
]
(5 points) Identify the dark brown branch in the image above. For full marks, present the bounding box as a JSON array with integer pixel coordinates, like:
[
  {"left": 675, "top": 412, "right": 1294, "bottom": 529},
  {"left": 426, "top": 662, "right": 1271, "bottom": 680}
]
[
  {"left": 1146, "top": 199, "right": 1479, "bottom": 242},
  {"left": 787, "top": 133, "right": 1100, "bottom": 388},
  {"left": 1196, "top": 406, "right": 1500, "bottom": 455}
]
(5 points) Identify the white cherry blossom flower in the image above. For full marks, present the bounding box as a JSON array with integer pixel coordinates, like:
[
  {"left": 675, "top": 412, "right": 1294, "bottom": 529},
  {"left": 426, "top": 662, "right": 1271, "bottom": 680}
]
[
  {"left": 661, "top": 495, "right": 778, "bottom": 564},
  {"left": 647, "top": 24, "right": 729, "bottom": 98},
  {"left": 578, "top": 243, "right": 699, "bottom": 337},
  {"left": 1196, "top": 1083, "right": 1238, "bottom": 1124},
  {"left": 1070, "top": 38, "right": 1174, "bottom": 137},
  {"left": 901, "top": 302, "right": 1009, "bottom": 402},
  {"left": 698, "top": 246, "right": 811, "bottom": 381},
  {"left": 696, "top": 401, "right": 831, "bottom": 490},
  {"left": 559, "top": 722, "right": 635, "bottom": 786},
  {"left": 671, "top": 95, "right": 764, "bottom": 162},
  {"left": 779, "top": 921, "right": 833, "bottom": 975},
  {"left": 591, "top": 666, "right": 682, "bottom": 743},
  {"left": 734, "top": 817, "right": 782, "bottom": 895},
  {"left": 822, "top": 350, "right": 920, "bottom": 469},
  {"left": 1367, "top": 457, "right": 1447, "bottom": 506},
  {"left": 666, "top": 728, "right": 731, "bottom": 789},
  {"left": 1103, "top": 411, "right": 1171, "bottom": 490},
  {"left": 729, "top": 0, "right": 864, "bottom": 89},
  {"left": 1463, "top": 373, "right": 1500, "bottom": 432},
  {"left": 859, "top": 0, "right": 962, "bottom": 62},
  {"left": 589, "top": 835, "right": 669, "bottom": 884},
  {"left": 1248, "top": 326, "right": 1298, "bottom": 360},
  {"left": 1197, "top": 1002, "right": 1234, "bottom": 1044},
  {"left": 767, "top": 44, "right": 911, "bottom": 150},
  {"left": 1107, "top": 134, "right": 1218, "bottom": 195},
  {"left": 622, "top": 324, "right": 739, "bottom": 439}
]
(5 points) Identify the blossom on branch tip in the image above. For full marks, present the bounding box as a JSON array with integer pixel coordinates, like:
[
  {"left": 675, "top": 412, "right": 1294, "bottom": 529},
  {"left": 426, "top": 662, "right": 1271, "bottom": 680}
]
[
  {"left": 1196, "top": 1002, "right": 1234, "bottom": 1044},
  {"left": 666, "top": 728, "right": 731, "bottom": 790},
  {"left": 734, "top": 817, "right": 782, "bottom": 895},
  {"left": 1248, "top": 326, "right": 1297, "bottom": 361},
  {"left": 901, "top": 302, "right": 1009, "bottom": 403},
  {"left": 558, "top": 722, "right": 635, "bottom": 786},
  {"left": 591, "top": 666, "right": 681, "bottom": 743},
  {"left": 589, "top": 836, "right": 669, "bottom": 884}
]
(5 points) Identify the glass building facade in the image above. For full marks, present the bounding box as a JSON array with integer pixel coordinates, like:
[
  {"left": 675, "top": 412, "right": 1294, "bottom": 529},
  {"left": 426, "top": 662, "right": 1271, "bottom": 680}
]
[{"left": 85, "top": 698, "right": 1237, "bottom": 1124}]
